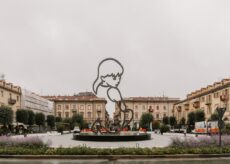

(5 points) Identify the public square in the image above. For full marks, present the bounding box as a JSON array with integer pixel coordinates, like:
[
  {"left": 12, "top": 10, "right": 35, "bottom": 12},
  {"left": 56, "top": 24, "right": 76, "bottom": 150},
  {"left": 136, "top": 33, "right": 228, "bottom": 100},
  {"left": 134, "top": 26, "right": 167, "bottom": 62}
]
[{"left": 12, "top": 132, "right": 196, "bottom": 148}]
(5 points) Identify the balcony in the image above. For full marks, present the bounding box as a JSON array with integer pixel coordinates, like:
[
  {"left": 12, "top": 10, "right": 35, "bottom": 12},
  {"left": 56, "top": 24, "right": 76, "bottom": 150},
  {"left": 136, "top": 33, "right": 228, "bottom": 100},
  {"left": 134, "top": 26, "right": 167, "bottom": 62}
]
[
  {"left": 193, "top": 101, "right": 200, "bottom": 109},
  {"left": 205, "top": 99, "right": 212, "bottom": 105},
  {"left": 8, "top": 98, "right": 16, "bottom": 105},
  {"left": 220, "top": 94, "right": 229, "bottom": 102},
  {"left": 177, "top": 106, "right": 182, "bottom": 112},
  {"left": 149, "top": 108, "right": 153, "bottom": 113}
]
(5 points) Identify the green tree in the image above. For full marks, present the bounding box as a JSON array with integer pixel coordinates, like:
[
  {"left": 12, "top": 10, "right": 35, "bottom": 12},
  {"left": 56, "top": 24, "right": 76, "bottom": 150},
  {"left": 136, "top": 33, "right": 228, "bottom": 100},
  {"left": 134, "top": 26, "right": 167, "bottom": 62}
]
[
  {"left": 63, "top": 118, "right": 75, "bottom": 130},
  {"left": 210, "top": 112, "right": 219, "bottom": 121},
  {"left": 0, "top": 106, "right": 13, "bottom": 126},
  {"left": 35, "top": 113, "right": 45, "bottom": 132},
  {"left": 55, "top": 116, "right": 62, "bottom": 122},
  {"left": 169, "top": 116, "right": 177, "bottom": 127},
  {"left": 140, "top": 113, "right": 154, "bottom": 130},
  {"left": 16, "top": 109, "right": 29, "bottom": 124},
  {"left": 47, "top": 115, "right": 55, "bottom": 129},
  {"left": 187, "top": 112, "right": 195, "bottom": 126},
  {"left": 27, "top": 110, "right": 35, "bottom": 125},
  {"left": 180, "top": 117, "right": 186, "bottom": 125},
  {"left": 152, "top": 120, "right": 160, "bottom": 130},
  {"left": 195, "top": 110, "right": 205, "bottom": 122},
  {"left": 162, "top": 116, "right": 169, "bottom": 125},
  {"left": 72, "top": 114, "right": 84, "bottom": 129}
]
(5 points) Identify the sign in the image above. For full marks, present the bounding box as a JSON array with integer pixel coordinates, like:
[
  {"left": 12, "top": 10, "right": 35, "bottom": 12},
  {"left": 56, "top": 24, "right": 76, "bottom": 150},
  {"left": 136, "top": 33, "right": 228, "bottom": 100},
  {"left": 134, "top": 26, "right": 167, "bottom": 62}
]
[{"left": 216, "top": 107, "right": 226, "bottom": 119}]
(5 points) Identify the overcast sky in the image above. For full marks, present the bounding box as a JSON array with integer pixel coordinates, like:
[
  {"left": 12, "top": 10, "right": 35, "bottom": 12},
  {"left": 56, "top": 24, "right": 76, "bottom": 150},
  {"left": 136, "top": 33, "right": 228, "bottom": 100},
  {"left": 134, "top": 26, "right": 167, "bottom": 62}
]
[{"left": 1, "top": 0, "right": 230, "bottom": 108}]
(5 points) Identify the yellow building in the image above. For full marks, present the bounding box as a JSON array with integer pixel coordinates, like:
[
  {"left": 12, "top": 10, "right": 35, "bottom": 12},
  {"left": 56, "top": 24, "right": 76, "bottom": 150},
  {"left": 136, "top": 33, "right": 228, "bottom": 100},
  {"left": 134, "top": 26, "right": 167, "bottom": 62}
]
[
  {"left": 174, "top": 78, "right": 230, "bottom": 122},
  {"left": 44, "top": 92, "right": 108, "bottom": 126},
  {"left": 0, "top": 80, "right": 21, "bottom": 121},
  {"left": 114, "top": 97, "right": 180, "bottom": 128}
]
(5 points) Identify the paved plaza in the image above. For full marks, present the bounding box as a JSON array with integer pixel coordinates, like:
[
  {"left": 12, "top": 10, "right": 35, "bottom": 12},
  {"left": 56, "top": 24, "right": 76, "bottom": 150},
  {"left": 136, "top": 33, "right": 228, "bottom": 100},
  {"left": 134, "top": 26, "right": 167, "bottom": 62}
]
[
  {"left": 13, "top": 132, "right": 199, "bottom": 148},
  {"left": 39, "top": 132, "right": 172, "bottom": 148}
]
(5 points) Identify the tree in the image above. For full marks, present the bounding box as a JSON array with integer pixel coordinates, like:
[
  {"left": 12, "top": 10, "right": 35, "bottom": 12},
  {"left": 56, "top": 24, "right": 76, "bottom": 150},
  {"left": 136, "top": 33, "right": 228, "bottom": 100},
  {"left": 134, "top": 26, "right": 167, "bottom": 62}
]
[
  {"left": 195, "top": 110, "right": 205, "bottom": 122},
  {"left": 210, "top": 112, "right": 219, "bottom": 121},
  {"left": 16, "top": 109, "right": 28, "bottom": 124},
  {"left": 47, "top": 115, "right": 55, "bottom": 129},
  {"left": 0, "top": 106, "right": 13, "bottom": 126},
  {"left": 162, "top": 116, "right": 169, "bottom": 125},
  {"left": 27, "top": 110, "right": 35, "bottom": 126},
  {"left": 72, "top": 114, "right": 84, "bottom": 129},
  {"left": 55, "top": 116, "right": 62, "bottom": 122},
  {"left": 180, "top": 117, "right": 186, "bottom": 125},
  {"left": 152, "top": 120, "right": 160, "bottom": 130},
  {"left": 140, "top": 113, "right": 153, "bottom": 130},
  {"left": 35, "top": 113, "right": 45, "bottom": 132},
  {"left": 169, "top": 116, "right": 177, "bottom": 127},
  {"left": 187, "top": 112, "right": 195, "bottom": 126}
]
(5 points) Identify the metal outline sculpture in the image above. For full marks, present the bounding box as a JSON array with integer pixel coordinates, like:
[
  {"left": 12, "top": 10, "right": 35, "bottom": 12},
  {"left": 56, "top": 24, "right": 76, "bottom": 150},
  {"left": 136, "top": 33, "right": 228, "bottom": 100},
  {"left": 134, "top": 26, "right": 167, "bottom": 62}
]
[{"left": 91, "top": 58, "right": 133, "bottom": 134}]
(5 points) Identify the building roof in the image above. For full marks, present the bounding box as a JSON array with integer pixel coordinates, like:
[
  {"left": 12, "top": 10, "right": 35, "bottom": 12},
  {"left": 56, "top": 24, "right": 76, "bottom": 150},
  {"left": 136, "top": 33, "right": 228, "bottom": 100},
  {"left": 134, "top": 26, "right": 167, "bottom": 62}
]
[
  {"left": 175, "top": 78, "right": 230, "bottom": 105},
  {"left": 42, "top": 92, "right": 107, "bottom": 102},
  {"left": 123, "top": 96, "right": 180, "bottom": 103},
  {"left": 0, "top": 80, "right": 21, "bottom": 94}
]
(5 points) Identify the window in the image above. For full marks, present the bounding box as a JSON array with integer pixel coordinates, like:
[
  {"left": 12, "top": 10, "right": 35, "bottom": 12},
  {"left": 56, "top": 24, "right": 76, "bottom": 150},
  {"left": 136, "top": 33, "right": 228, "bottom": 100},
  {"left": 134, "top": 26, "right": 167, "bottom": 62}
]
[
  {"left": 88, "top": 105, "right": 91, "bottom": 110},
  {"left": 72, "top": 111, "right": 76, "bottom": 116},
  {"left": 214, "top": 92, "right": 219, "bottom": 98},
  {"left": 135, "top": 105, "right": 138, "bottom": 109},
  {"left": 163, "top": 113, "right": 166, "bottom": 117},
  {"left": 65, "top": 105, "right": 69, "bottom": 109},
  {"left": 156, "top": 114, "right": 159, "bottom": 119},
  {"left": 97, "top": 105, "right": 101, "bottom": 110},
  {"left": 65, "top": 112, "right": 69, "bottom": 118},
  {"left": 58, "top": 112, "right": 61, "bottom": 117},
  {"left": 142, "top": 105, "right": 145, "bottom": 109},
  {"left": 156, "top": 106, "right": 159, "bottom": 110},
  {"left": 164, "top": 106, "right": 166, "bottom": 110},
  {"left": 135, "top": 113, "right": 138, "bottom": 119},
  {"left": 73, "top": 104, "right": 76, "bottom": 109},
  {"left": 80, "top": 105, "right": 84, "bottom": 110},
  {"left": 201, "top": 97, "right": 205, "bottom": 102},
  {"left": 9, "top": 93, "right": 12, "bottom": 99},
  {"left": 17, "top": 96, "right": 19, "bottom": 102},
  {"left": 80, "top": 112, "right": 84, "bottom": 117},
  {"left": 1, "top": 90, "right": 3, "bottom": 97},
  {"left": 125, "top": 113, "right": 129, "bottom": 120},
  {"left": 58, "top": 105, "right": 61, "bottom": 110},
  {"left": 87, "top": 112, "right": 91, "bottom": 118}
]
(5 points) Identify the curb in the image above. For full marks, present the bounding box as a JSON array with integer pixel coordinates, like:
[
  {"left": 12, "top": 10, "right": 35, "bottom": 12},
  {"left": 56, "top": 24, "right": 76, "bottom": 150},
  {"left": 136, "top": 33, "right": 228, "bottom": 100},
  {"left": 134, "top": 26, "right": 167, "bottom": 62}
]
[{"left": 0, "top": 154, "right": 230, "bottom": 160}]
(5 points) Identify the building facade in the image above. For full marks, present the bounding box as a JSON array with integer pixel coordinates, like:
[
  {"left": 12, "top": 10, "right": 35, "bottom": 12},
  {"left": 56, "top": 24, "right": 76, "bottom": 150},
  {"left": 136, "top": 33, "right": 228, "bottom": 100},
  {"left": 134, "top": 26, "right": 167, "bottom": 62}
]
[
  {"left": 174, "top": 78, "right": 230, "bottom": 122},
  {"left": 21, "top": 89, "right": 54, "bottom": 117},
  {"left": 114, "top": 97, "right": 180, "bottom": 128},
  {"left": 0, "top": 80, "right": 21, "bottom": 121},
  {"left": 44, "top": 92, "right": 108, "bottom": 126}
]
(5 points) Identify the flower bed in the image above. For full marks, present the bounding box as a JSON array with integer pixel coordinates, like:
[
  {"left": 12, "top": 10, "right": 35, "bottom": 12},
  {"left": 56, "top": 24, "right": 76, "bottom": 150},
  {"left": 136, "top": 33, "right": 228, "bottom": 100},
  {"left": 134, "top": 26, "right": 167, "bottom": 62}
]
[
  {"left": 170, "top": 135, "right": 230, "bottom": 148},
  {"left": 0, "top": 136, "right": 50, "bottom": 148}
]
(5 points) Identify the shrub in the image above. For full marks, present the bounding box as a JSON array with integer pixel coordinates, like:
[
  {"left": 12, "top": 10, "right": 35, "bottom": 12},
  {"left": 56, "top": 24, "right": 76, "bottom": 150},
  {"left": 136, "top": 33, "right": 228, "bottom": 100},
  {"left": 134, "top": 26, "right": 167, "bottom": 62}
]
[
  {"left": 56, "top": 123, "right": 64, "bottom": 134},
  {"left": 47, "top": 115, "right": 55, "bottom": 129},
  {"left": 222, "top": 123, "right": 230, "bottom": 135},
  {"left": 152, "top": 120, "right": 160, "bottom": 130},
  {"left": 0, "top": 136, "right": 49, "bottom": 148},
  {"left": 170, "top": 135, "right": 230, "bottom": 148},
  {"left": 160, "top": 124, "right": 170, "bottom": 134}
]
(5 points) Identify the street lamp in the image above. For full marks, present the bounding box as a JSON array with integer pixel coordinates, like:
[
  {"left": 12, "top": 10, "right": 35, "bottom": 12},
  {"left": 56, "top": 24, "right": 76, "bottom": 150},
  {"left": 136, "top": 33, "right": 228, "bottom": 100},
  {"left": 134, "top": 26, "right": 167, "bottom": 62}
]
[{"left": 216, "top": 107, "right": 226, "bottom": 147}]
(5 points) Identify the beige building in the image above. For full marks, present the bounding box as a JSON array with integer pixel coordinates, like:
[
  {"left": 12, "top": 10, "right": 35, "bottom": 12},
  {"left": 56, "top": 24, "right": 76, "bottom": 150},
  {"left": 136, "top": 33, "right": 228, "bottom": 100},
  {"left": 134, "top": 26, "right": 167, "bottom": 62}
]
[
  {"left": 44, "top": 92, "right": 108, "bottom": 126},
  {"left": 114, "top": 97, "right": 180, "bottom": 128},
  {"left": 0, "top": 80, "right": 21, "bottom": 121},
  {"left": 174, "top": 78, "right": 230, "bottom": 122}
]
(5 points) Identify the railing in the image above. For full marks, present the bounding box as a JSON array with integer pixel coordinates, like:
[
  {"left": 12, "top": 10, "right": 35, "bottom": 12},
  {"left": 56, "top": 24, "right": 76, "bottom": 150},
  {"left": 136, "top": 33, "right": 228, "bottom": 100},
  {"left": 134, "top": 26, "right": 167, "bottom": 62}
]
[{"left": 8, "top": 98, "right": 16, "bottom": 105}]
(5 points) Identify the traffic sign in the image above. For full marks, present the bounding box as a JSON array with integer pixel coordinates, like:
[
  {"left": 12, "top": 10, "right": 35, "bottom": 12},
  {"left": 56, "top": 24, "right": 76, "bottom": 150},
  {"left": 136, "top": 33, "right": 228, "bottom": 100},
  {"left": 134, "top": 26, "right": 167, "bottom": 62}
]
[
  {"left": 216, "top": 107, "right": 226, "bottom": 119},
  {"left": 218, "top": 120, "right": 225, "bottom": 129}
]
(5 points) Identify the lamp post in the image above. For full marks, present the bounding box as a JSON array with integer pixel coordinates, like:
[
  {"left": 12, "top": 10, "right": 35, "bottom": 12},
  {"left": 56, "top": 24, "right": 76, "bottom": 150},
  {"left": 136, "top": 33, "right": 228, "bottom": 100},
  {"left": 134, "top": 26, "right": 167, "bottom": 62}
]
[{"left": 216, "top": 107, "right": 226, "bottom": 147}]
